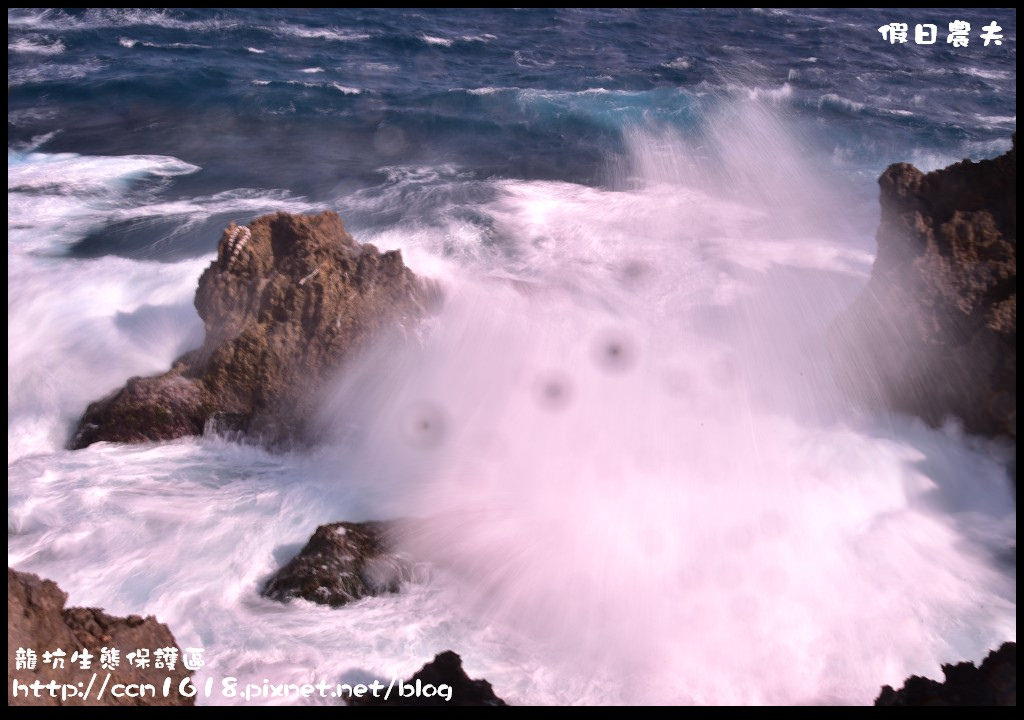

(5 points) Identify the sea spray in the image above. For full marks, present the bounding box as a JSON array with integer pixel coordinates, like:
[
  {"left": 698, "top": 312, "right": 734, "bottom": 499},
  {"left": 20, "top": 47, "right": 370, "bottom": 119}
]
[{"left": 314, "top": 112, "right": 1016, "bottom": 704}]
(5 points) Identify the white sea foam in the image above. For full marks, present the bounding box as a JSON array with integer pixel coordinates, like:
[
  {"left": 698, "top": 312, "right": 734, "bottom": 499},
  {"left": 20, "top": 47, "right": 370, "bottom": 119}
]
[
  {"left": 13, "top": 153, "right": 178, "bottom": 198},
  {"left": 746, "top": 82, "right": 793, "bottom": 103},
  {"left": 7, "top": 59, "right": 105, "bottom": 87},
  {"left": 962, "top": 67, "right": 1012, "bottom": 81},
  {"left": 8, "top": 151, "right": 199, "bottom": 200},
  {"left": 117, "top": 36, "right": 208, "bottom": 50},
  {"left": 106, "top": 188, "right": 321, "bottom": 225},
  {"left": 8, "top": 36, "right": 65, "bottom": 55},
  {"left": 273, "top": 22, "right": 370, "bottom": 42},
  {"left": 978, "top": 115, "right": 1017, "bottom": 126},
  {"left": 513, "top": 49, "right": 556, "bottom": 68},
  {"left": 330, "top": 83, "right": 362, "bottom": 95},
  {"left": 361, "top": 62, "right": 398, "bottom": 73},
  {"left": 421, "top": 34, "right": 453, "bottom": 47},
  {"left": 8, "top": 107, "right": 61, "bottom": 126},
  {"left": 10, "top": 130, "right": 61, "bottom": 153},
  {"left": 818, "top": 93, "right": 865, "bottom": 113},
  {"left": 9, "top": 8, "right": 238, "bottom": 32},
  {"left": 466, "top": 86, "right": 517, "bottom": 95}
]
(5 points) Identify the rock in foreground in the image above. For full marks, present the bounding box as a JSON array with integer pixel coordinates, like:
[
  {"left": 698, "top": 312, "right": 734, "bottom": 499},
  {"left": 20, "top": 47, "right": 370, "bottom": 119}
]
[
  {"left": 8, "top": 568, "right": 194, "bottom": 706},
  {"left": 875, "top": 642, "right": 1016, "bottom": 706},
  {"left": 71, "top": 211, "right": 437, "bottom": 450},
  {"left": 261, "top": 521, "right": 418, "bottom": 607},
  {"left": 349, "top": 650, "right": 507, "bottom": 706},
  {"left": 831, "top": 139, "right": 1015, "bottom": 438}
]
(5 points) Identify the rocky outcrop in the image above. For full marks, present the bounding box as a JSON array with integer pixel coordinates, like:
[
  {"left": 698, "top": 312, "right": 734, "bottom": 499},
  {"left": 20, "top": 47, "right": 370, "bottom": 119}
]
[
  {"left": 8, "top": 568, "right": 194, "bottom": 706},
  {"left": 71, "top": 211, "right": 438, "bottom": 449},
  {"left": 349, "top": 650, "right": 507, "bottom": 706},
  {"left": 261, "top": 521, "right": 420, "bottom": 608},
  {"left": 831, "top": 139, "right": 1015, "bottom": 438},
  {"left": 875, "top": 642, "right": 1016, "bottom": 706}
]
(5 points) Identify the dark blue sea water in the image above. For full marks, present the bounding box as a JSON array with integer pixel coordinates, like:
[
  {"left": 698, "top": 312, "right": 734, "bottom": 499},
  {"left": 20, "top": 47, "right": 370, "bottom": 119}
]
[
  {"left": 8, "top": 8, "right": 1017, "bottom": 257},
  {"left": 7, "top": 9, "right": 1017, "bottom": 706}
]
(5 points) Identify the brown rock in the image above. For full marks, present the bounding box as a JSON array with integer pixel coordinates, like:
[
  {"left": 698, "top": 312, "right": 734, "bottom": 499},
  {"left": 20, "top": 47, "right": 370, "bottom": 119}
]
[
  {"left": 71, "top": 211, "right": 438, "bottom": 449},
  {"left": 8, "top": 568, "right": 194, "bottom": 706},
  {"left": 830, "top": 138, "right": 1016, "bottom": 438},
  {"left": 70, "top": 374, "right": 213, "bottom": 448}
]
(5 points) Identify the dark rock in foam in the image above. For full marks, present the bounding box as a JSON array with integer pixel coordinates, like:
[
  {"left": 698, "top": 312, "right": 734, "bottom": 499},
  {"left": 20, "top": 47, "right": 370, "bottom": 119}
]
[
  {"left": 261, "top": 521, "right": 420, "bottom": 608},
  {"left": 348, "top": 650, "right": 507, "bottom": 706},
  {"left": 875, "top": 642, "right": 1016, "bottom": 706},
  {"left": 71, "top": 211, "right": 439, "bottom": 449}
]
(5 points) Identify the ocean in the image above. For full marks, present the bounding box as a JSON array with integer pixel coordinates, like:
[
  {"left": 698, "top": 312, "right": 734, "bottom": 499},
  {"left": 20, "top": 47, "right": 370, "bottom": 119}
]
[{"left": 7, "top": 8, "right": 1017, "bottom": 705}]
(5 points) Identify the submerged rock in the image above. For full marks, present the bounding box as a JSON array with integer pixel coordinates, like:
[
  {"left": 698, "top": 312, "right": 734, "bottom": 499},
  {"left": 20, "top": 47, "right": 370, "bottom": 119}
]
[
  {"left": 71, "top": 210, "right": 438, "bottom": 450},
  {"left": 349, "top": 650, "right": 507, "bottom": 706},
  {"left": 8, "top": 568, "right": 194, "bottom": 706},
  {"left": 261, "top": 521, "right": 418, "bottom": 607},
  {"left": 830, "top": 138, "right": 1015, "bottom": 439},
  {"left": 875, "top": 642, "right": 1016, "bottom": 706}
]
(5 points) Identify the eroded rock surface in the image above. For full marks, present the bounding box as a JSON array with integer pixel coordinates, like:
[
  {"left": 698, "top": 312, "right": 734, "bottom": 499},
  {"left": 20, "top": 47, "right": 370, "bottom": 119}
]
[
  {"left": 8, "top": 568, "right": 194, "bottom": 706},
  {"left": 261, "top": 521, "right": 419, "bottom": 607},
  {"left": 72, "top": 210, "right": 437, "bottom": 449},
  {"left": 831, "top": 138, "right": 1015, "bottom": 438}
]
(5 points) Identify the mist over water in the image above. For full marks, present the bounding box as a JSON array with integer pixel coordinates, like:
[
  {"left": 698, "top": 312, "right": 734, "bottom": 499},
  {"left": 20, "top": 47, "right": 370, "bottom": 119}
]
[
  {"left": 313, "top": 117, "right": 1015, "bottom": 703},
  {"left": 8, "top": 7, "right": 1016, "bottom": 706}
]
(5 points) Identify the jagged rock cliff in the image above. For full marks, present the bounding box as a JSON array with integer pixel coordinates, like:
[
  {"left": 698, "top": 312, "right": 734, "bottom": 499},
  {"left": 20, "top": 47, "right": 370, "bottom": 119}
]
[
  {"left": 71, "top": 211, "right": 437, "bottom": 449},
  {"left": 876, "top": 642, "right": 1016, "bottom": 706},
  {"left": 8, "top": 568, "right": 194, "bottom": 706},
  {"left": 831, "top": 138, "right": 1015, "bottom": 438}
]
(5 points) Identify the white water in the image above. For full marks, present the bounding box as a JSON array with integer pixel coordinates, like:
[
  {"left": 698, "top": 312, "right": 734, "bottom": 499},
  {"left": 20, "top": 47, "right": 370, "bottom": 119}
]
[{"left": 7, "top": 103, "right": 1016, "bottom": 705}]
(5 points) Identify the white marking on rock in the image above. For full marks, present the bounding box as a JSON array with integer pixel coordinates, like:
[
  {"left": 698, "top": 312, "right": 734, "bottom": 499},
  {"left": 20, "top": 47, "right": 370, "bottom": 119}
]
[{"left": 223, "top": 225, "right": 251, "bottom": 269}]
